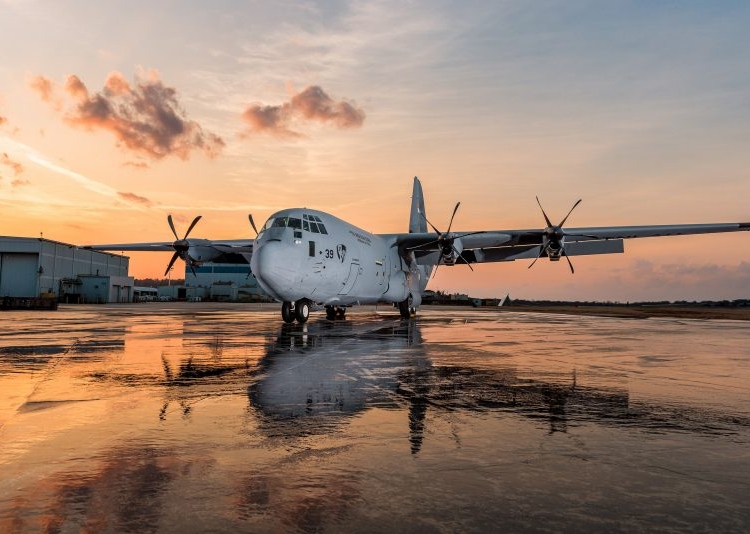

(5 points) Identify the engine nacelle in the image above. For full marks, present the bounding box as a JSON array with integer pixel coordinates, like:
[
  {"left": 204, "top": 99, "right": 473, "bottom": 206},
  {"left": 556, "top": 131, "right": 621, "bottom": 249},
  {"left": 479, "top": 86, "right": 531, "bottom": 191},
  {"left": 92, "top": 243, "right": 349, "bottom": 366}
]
[
  {"left": 441, "top": 236, "right": 463, "bottom": 265},
  {"left": 545, "top": 237, "right": 564, "bottom": 261}
]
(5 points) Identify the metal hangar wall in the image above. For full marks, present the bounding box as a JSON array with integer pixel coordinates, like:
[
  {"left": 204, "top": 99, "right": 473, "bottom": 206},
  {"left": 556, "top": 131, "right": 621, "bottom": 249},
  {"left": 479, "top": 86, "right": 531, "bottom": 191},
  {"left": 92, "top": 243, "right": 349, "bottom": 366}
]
[{"left": 0, "top": 236, "right": 134, "bottom": 303}]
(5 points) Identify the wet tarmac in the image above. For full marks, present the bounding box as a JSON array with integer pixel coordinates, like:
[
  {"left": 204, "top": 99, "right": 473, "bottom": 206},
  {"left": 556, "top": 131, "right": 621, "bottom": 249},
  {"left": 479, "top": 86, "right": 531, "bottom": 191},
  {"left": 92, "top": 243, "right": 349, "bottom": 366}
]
[{"left": 1, "top": 303, "right": 749, "bottom": 533}]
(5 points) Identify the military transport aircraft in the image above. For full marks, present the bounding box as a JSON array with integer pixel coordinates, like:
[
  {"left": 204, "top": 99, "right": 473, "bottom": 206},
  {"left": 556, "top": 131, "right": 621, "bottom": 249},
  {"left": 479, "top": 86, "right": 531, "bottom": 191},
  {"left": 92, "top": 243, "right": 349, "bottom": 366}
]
[{"left": 87, "top": 177, "right": 749, "bottom": 323}]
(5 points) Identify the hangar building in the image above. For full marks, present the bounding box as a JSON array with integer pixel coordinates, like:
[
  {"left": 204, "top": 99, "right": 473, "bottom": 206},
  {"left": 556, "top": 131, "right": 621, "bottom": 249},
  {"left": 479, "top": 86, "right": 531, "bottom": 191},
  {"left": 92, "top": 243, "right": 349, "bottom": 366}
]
[
  {"left": 0, "top": 236, "right": 133, "bottom": 303},
  {"left": 188, "top": 261, "right": 267, "bottom": 301},
  {"left": 157, "top": 261, "right": 268, "bottom": 302}
]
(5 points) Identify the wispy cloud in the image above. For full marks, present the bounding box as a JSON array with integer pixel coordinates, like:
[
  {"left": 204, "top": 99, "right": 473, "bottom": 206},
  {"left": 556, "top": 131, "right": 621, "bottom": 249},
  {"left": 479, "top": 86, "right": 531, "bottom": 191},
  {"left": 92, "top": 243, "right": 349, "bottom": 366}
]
[
  {"left": 117, "top": 191, "right": 152, "bottom": 206},
  {"left": 31, "top": 70, "right": 225, "bottom": 162},
  {"left": 241, "top": 85, "right": 365, "bottom": 137},
  {"left": 1, "top": 136, "right": 133, "bottom": 203},
  {"left": 1, "top": 152, "right": 24, "bottom": 175}
]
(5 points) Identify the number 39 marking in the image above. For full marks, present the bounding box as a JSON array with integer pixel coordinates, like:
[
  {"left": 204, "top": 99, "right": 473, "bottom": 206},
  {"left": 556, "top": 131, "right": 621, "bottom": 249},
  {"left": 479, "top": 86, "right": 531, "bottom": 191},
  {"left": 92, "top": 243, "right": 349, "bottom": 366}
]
[{"left": 325, "top": 249, "right": 334, "bottom": 259}]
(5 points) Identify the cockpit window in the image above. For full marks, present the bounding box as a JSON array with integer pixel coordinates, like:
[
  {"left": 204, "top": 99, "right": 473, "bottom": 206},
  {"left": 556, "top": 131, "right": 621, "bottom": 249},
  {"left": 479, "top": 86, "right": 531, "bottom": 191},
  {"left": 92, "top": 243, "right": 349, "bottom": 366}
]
[
  {"left": 267, "top": 216, "right": 302, "bottom": 229},
  {"left": 303, "top": 213, "right": 327, "bottom": 234}
]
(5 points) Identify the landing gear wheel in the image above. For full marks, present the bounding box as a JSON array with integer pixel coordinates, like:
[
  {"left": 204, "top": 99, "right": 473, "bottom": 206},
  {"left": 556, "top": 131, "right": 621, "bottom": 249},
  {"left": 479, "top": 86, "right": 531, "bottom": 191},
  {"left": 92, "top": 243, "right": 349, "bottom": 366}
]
[
  {"left": 325, "top": 306, "right": 337, "bottom": 320},
  {"left": 295, "top": 299, "right": 310, "bottom": 323},
  {"left": 398, "top": 295, "right": 414, "bottom": 319},
  {"left": 281, "top": 301, "right": 295, "bottom": 324},
  {"left": 336, "top": 306, "right": 347, "bottom": 319}
]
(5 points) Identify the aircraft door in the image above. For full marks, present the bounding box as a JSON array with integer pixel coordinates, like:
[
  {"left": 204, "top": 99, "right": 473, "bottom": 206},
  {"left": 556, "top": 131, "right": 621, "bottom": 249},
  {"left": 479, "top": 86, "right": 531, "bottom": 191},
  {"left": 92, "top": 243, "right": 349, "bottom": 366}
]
[{"left": 376, "top": 256, "right": 388, "bottom": 288}]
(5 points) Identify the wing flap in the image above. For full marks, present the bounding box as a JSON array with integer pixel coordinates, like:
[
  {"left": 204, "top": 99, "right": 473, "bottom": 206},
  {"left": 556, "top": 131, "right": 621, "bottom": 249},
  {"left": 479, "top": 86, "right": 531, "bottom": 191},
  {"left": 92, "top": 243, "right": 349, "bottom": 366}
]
[{"left": 469, "top": 239, "right": 625, "bottom": 263}]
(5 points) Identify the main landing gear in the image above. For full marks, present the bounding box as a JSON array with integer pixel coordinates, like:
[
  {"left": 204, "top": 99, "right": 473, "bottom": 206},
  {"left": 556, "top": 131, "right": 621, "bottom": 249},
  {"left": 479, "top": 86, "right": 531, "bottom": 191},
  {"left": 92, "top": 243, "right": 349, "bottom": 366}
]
[
  {"left": 325, "top": 305, "right": 347, "bottom": 320},
  {"left": 281, "top": 299, "right": 311, "bottom": 324}
]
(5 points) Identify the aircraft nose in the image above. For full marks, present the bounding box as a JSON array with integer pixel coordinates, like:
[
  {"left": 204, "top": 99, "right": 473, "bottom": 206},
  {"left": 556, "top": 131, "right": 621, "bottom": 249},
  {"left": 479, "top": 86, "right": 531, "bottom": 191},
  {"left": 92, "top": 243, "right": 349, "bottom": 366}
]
[{"left": 251, "top": 241, "right": 297, "bottom": 299}]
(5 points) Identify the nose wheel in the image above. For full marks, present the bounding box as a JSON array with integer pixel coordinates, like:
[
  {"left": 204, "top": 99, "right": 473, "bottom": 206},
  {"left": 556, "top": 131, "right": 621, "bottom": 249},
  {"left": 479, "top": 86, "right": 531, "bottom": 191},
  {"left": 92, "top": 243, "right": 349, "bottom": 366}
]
[
  {"left": 398, "top": 295, "right": 415, "bottom": 319},
  {"left": 281, "top": 300, "right": 311, "bottom": 324},
  {"left": 281, "top": 302, "right": 294, "bottom": 323}
]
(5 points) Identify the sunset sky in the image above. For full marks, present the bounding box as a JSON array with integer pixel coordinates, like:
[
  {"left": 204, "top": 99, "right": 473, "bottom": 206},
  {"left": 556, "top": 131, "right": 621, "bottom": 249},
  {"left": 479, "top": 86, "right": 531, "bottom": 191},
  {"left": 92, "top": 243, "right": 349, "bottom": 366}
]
[{"left": 1, "top": 1, "right": 749, "bottom": 301}]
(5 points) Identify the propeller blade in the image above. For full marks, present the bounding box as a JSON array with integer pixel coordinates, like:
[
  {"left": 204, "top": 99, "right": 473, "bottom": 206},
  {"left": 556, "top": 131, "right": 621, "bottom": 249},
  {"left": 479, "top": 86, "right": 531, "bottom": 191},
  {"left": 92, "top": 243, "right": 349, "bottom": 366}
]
[
  {"left": 558, "top": 199, "right": 582, "bottom": 228},
  {"left": 536, "top": 196, "right": 554, "bottom": 228},
  {"left": 418, "top": 208, "right": 442, "bottom": 235},
  {"left": 167, "top": 214, "right": 179, "bottom": 240},
  {"left": 528, "top": 244, "right": 546, "bottom": 269},
  {"left": 406, "top": 238, "right": 441, "bottom": 252},
  {"left": 455, "top": 230, "right": 486, "bottom": 239},
  {"left": 164, "top": 251, "right": 180, "bottom": 276},
  {"left": 248, "top": 214, "right": 259, "bottom": 236},
  {"left": 562, "top": 249, "right": 575, "bottom": 274},
  {"left": 446, "top": 202, "right": 461, "bottom": 234},
  {"left": 454, "top": 247, "right": 474, "bottom": 271},
  {"left": 188, "top": 262, "right": 198, "bottom": 277},
  {"left": 183, "top": 215, "right": 202, "bottom": 239}
]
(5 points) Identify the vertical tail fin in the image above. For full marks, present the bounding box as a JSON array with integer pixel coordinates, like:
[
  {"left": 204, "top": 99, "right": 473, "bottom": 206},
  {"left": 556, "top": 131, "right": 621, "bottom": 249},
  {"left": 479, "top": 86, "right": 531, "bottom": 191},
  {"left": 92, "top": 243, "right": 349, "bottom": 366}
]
[{"left": 409, "top": 176, "right": 427, "bottom": 233}]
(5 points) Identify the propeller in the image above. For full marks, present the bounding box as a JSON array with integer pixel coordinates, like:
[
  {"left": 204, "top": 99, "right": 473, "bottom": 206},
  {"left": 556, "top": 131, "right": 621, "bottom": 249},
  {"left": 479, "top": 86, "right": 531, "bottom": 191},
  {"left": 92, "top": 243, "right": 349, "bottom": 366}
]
[
  {"left": 528, "top": 197, "right": 597, "bottom": 274},
  {"left": 245, "top": 214, "right": 259, "bottom": 279},
  {"left": 408, "top": 202, "right": 481, "bottom": 275},
  {"left": 165, "top": 214, "right": 202, "bottom": 276},
  {"left": 248, "top": 213, "right": 259, "bottom": 236}
]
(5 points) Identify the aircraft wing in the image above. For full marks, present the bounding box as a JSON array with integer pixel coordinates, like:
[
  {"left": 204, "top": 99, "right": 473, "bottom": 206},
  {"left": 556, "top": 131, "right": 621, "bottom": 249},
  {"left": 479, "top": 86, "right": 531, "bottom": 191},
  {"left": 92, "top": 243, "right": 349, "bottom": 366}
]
[
  {"left": 84, "top": 242, "right": 175, "bottom": 252},
  {"left": 85, "top": 239, "right": 254, "bottom": 253},
  {"left": 207, "top": 240, "right": 255, "bottom": 254},
  {"left": 392, "top": 222, "right": 750, "bottom": 265}
]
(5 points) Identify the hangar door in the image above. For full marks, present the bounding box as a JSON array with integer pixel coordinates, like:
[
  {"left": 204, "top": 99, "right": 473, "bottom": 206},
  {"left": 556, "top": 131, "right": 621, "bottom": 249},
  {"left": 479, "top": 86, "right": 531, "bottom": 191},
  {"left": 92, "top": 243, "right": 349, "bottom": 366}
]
[{"left": 0, "top": 253, "right": 38, "bottom": 297}]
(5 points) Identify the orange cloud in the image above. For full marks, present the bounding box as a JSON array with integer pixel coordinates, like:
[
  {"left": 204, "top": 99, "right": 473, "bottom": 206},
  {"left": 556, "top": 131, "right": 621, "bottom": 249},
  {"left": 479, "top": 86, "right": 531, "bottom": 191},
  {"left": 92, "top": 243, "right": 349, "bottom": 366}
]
[
  {"left": 117, "top": 191, "right": 152, "bottom": 206},
  {"left": 11, "top": 178, "right": 31, "bottom": 187},
  {"left": 241, "top": 85, "right": 365, "bottom": 137},
  {"left": 1, "top": 152, "right": 24, "bottom": 175},
  {"left": 0, "top": 114, "right": 6, "bottom": 126},
  {"left": 29, "top": 75, "right": 56, "bottom": 103},
  {"left": 32, "top": 70, "right": 225, "bottom": 162}
]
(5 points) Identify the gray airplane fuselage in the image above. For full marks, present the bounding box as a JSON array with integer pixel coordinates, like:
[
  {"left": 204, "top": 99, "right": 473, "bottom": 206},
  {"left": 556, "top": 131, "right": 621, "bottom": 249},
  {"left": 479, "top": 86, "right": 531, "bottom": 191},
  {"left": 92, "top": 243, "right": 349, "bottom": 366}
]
[{"left": 250, "top": 208, "right": 428, "bottom": 308}]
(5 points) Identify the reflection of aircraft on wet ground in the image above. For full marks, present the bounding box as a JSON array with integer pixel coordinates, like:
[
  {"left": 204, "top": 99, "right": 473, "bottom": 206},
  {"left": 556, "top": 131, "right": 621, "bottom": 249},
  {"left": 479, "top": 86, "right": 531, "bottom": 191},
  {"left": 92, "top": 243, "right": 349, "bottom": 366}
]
[
  {"left": 247, "top": 319, "right": 750, "bottom": 453},
  {"left": 86, "top": 177, "right": 750, "bottom": 323}
]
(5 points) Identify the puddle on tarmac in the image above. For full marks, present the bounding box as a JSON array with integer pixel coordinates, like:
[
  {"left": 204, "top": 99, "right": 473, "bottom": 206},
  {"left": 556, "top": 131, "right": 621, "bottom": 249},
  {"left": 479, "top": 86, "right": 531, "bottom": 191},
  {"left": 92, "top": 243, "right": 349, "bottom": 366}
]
[{"left": 1, "top": 303, "right": 749, "bottom": 532}]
